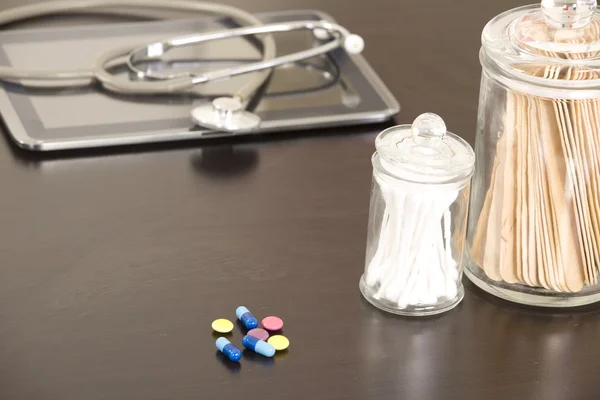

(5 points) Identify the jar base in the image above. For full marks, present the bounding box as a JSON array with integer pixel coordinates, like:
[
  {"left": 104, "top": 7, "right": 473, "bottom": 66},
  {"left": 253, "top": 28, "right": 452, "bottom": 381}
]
[
  {"left": 359, "top": 275, "right": 464, "bottom": 316},
  {"left": 464, "top": 265, "right": 600, "bottom": 308}
]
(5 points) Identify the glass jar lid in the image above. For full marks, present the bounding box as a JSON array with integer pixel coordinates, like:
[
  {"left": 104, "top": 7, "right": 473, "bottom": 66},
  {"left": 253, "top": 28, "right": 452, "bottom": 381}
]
[
  {"left": 375, "top": 113, "right": 475, "bottom": 185},
  {"left": 482, "top": 0, "right": 600, "bottom": 86}
]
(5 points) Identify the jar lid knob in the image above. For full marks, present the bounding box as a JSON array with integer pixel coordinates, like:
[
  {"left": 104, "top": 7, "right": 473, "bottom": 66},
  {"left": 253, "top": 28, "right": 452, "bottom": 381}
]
[
  {"left": 541, "top": 0, "right": 597, "bottom": 29},
  {"left": 411, "top": 113, "right": 446, "bottom": 147}
]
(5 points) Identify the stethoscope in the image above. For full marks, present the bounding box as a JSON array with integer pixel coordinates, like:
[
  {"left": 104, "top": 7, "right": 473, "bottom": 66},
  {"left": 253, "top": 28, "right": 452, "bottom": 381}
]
[{"left": 0, "top": 0, "right": 365, "bottom": 133}]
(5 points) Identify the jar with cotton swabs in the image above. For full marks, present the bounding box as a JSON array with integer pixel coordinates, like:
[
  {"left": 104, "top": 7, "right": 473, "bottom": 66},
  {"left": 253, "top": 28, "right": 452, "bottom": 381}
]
[{"left": 360, "top": 113, "right": 475, "bottom": 316}]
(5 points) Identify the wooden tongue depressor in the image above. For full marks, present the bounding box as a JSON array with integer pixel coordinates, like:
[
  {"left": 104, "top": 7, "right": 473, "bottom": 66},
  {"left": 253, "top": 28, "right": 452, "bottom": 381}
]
[
  {"left": 540, "top": 99, "right": 585, "bottom": 292},
  {"left": 516, "top": 94, "right": 526, "bottom": 284},
  {"left": 470, "top": 158, "right": 497, "bottom": 269},
  {"left": 546, "top": 66, "right": 568, "bottom": 291},
  {"left": 482, "top": 132, "right": 506, "bottom": 281},
  {"left": 533, "top": 97, "right": 558, "bottom": 290},
  {"left": 530, "top": 116, "right": 556, "bottom": 291},
  {"left": 471, "top": 167, "right": 498, "bottom": 270},
  {"left": 530, "top": 99, "right": 550, "bottom": 289},
  {"left": 526, "top": 98, "right": 542, "bottom": 288},
  {"left": 523, "top": 94, "right": 536, "bottom": 287},
  {"left": 554, "top": 99, "right": 591, "bottom": 286},
  {"left": 538, "top": 121, "right": 563, "bottom": 290},
  {"left": 500, "top": 91, "right": 519, "bottom": 284}
]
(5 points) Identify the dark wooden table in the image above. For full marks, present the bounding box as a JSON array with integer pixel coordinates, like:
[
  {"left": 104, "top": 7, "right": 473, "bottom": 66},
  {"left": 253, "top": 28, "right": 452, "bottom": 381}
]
[{"left": 1, "top": 1, "right": 600, "bottom": 399}]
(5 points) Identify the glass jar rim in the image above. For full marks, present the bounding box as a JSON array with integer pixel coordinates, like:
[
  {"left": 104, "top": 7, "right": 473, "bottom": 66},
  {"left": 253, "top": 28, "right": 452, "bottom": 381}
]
[
  {"left": 374, "top": 120, "right": 475, "bottom": 186},
  {"left": 482, "top": 4, "right": 600, "bottom": 90}
]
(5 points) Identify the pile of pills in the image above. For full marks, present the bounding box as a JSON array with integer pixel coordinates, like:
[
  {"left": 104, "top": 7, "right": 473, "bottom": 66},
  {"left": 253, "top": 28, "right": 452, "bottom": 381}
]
[{"left": 212, "top": 305, "right": 290, "bottom": 363}]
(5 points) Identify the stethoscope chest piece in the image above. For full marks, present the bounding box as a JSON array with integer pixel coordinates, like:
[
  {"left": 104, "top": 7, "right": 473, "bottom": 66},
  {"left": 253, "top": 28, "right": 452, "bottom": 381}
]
[{"left": 191, "top": 97, "right": 261, "bottom": 133}]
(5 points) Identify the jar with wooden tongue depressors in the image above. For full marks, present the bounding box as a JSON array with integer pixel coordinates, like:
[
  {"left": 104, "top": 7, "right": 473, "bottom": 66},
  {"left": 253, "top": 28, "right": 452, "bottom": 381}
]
[
  {"left": 360, "top": 113, "right": 475, "bottom": 316},
  {"left": 465, "top": 0, "right": 600, "bottom": 307}
]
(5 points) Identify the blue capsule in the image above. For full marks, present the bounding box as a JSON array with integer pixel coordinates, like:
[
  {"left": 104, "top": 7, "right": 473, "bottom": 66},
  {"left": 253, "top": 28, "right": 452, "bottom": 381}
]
[
  {"left": 236, "top": 306, "right": 258, "bottom": 329},
  {"left": 216, "top": 337, "right": 242, "bottom": 362},
  {"left": 242, "top": 335, "right": 276, "bottom": 358}
]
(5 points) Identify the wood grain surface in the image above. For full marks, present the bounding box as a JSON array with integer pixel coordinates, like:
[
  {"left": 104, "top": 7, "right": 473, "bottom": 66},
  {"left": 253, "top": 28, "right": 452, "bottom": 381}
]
[{"left": 1, "top": 1, "right": 600, "bottom": 399}]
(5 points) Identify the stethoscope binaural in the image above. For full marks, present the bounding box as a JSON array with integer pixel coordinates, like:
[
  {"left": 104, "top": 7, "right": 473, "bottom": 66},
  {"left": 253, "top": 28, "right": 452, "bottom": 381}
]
[
  {"left": 120, "top": 20, "right": 363, "bottom": 132},
  {"left": 0, "top": 0, "right": 365, "bottom": 133}
]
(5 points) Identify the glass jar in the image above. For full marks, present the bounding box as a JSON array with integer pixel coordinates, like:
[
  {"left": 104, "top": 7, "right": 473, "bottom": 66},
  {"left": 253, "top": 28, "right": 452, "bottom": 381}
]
[
  {"left": 360, "top": 113, "right": 475, "bottom": 316},
  {"left": 465, "top": 0, "right": 600, "bottom": 307}
]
